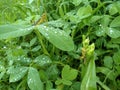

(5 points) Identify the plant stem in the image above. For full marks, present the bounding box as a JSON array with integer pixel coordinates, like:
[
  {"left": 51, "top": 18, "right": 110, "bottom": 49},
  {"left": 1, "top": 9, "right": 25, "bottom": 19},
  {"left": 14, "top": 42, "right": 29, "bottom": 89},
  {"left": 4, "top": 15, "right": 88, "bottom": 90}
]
[{"left": 34, "top": 29, "right": 50, "bottom": 56}]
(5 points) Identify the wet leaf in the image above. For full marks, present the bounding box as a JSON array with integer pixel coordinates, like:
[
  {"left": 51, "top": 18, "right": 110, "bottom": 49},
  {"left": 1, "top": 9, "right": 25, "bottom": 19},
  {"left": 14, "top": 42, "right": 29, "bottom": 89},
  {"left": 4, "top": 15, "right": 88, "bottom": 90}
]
[
  {"left": 96, "top": 26, "right": 106, "bottom": 37},
  {"left": 37, "top": 25, "right": 74, "bottom": 51},
  {"left": 34, "top": 54, "right": 52, "bottom": 67},
  {"left": 27, "top": 67, "right": 43, "bottom": 90},
  {"left": 0, "top": 25, "right": 34, "bottom": 40},
  {"left": 106, "top": 28, "right": 120, "bottom": 38},
  {"left": 9, "top": 66, "right": 28, "bottom": 82}
]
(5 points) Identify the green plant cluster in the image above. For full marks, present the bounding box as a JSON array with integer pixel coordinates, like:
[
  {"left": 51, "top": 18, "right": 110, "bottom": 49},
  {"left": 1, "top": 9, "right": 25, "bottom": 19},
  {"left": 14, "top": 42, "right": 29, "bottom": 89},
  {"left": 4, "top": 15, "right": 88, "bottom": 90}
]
[{"left": 0, "top": 0, "right": 120, "bottom": 90}]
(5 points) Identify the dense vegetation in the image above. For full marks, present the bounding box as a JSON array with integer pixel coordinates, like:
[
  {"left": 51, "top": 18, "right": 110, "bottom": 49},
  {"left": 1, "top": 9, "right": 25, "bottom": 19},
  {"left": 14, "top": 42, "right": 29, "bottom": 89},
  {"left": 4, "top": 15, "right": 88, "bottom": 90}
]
[{"left": 0, "top": 0, "right": 120, "bottom": 90}]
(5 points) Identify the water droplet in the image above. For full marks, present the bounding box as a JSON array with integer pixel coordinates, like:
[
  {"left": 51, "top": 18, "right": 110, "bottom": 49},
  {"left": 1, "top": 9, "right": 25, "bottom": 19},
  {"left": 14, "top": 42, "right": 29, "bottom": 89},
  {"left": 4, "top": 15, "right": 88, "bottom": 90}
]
[
  {"left": 109, "top": 28, "right": 113, "bottom": 34},
  {"left": 3, "top": 46, "right": 7, "bottom": 49},
  {"left": 54, "top": 31, "right": 57, "bottom": 34},
  {"left": 99, "top": 24, "right": 102, "bottom": 27},
  {"left": 43, "top": 25, "right": 47, "bottom": 28}
]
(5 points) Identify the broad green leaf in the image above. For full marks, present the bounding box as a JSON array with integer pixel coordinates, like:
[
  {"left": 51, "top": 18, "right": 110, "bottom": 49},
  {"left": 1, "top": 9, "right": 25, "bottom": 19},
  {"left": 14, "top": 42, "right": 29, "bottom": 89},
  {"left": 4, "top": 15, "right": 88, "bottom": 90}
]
[
  {"left": 77, "top": 5, "right": 92, "bottom": 20},
  {"left": 111, "top": 38, "right": 120, "bottom": 44},
  {"left": 90, "top": 15, "right": 102, "bottom": 23},
  {"left": 55, "top": 78, "right": 63, "bottom": 85},
  {"left": 47, "top": 19, "right": 64, "bottom": 28},
  {"left": 37, "top": 25, "right": 74, "bottom": 51},
  {"left": 81, "top": 59, "right": 97, "bottom": 90},
  {"left": 110, "top": 16, "right": 120, "bottom": 27},
  {"left": 27, "top": 67, "right": 43, "bottom": 90},
  {"left": 103, "top": 56, "right": 113, "bottom": 69},
  {"left": 34, "top": 54, "right": 52, "bottom": 67},
  {"left": 101, "top": 15, "right": 110, "bottom": 27},
  {"left": 113, "top": 51, "right": 120, "bottom": 65},
  {"left": 62, "top": 79, "right": 72, "bottom": 85},
  {"left": 96, "top": 26, "right": 106, "bottom": 37},
  {"left": 96, "top": 67, "right": 116, "bottom": 80},
  {"left": 9, "top": 66, "right": 28, "bottom": 82},
  {"left": 109, "top": 4, "right": 118, "bottom": 15},
  {"left": 62, "top": 65, "right": 78, "bottom": 81},
  {"left": 0, "top": 24, "right": 33, "bottom": 40},
  {"left": 46, "top": 65, "right": 59, "bottom": 80},
  {"left": 106, "top": 28, "right": 120, "bottom": 38},
  {"left": 72, "top": 0, "right": 82, "bottom": 6}
]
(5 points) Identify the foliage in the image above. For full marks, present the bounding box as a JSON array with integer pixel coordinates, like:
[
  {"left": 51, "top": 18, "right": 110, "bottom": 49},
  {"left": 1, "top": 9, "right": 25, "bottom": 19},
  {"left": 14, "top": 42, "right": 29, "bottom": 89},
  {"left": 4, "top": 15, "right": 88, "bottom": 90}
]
[{"left": 0, "top": 0, "right": 120, "bottom": 90}]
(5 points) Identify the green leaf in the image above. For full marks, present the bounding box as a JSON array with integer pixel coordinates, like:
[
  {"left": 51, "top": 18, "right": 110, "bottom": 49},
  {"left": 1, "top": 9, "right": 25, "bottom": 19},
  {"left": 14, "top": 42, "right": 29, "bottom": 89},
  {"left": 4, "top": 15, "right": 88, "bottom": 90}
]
[
  {"left": 0, "top": 65, "right": 5, "bottom": 80},
  {"left": 77, "top": 5, "right": 92, "bottom": 20},
  {"left": 90, "top": 15, "right": 102, "bottom": 23},
  {"left": 59, "top": 6, "right": 64, "bottom": 18},
  {"left": 96, "top": 26, "right": 106, "bottom": 37},
  {"left": 62, "top": 79, "right": 72, "bottom": 85},
  {"left": 9, "top": 66, "right": 28, "bottom": 82},
  {"left": 55, "top": 78, "right": 72, "bottom": 86},
  {"left": 55, "top": 78, "right": 63, "bottom": 85},
  {"left": 106, "top": 27, "right": 120, "bottom": 38},
  {"left": 31, "top": 45, "right": 41, "bottom": 52},
  {"left": 81, "top": 59, "right": 97, "bottom": 90},
  {"left": 62, "top": 65, "right": 78, "bottom": 81},
  {"left": 96, "top": 67, "right": 116, "bottom": 80},
  {"left": 111, "top": 38, "right": 120, "bottom": 44},
  {"left": 46, "top": 80, "right": 53, "bottom": 90},
  {"left": 37, "top": 25, "right": 74, "bottom": 51},
  {"left": 110, "top": 16, "right": 120, "bottom": 27},
  {"left": 30, "top": 37, "right": 37, "bottom": 46},
  {"left": 103, "top": 56, "right": 113, "bottom": 69},
  {"left": 72, "top": 0, "right": 82, "bottom": 6},
  {"left": 70, "top": 82, "right": 80, "bottom": 90},
  {"left": 109, "top": 4, "right": 118, "bottom": 15},
  {"left": 113, "top": 51, "right": 120, "bottom": 65},
  {"left": 46, "top": 65, "right": 59, "bottom": 80},
  {"left": 101, "top": 15, "right": 110, "bottom": 27},
  {"left": 27, "top": 67, "right": 43, "bottom": 90},
  {"left": 34, "top": 54, "right": 52, "bottom": 67},
  {"left": 0, "top": 24, "right": 33, "bottom": 40}
]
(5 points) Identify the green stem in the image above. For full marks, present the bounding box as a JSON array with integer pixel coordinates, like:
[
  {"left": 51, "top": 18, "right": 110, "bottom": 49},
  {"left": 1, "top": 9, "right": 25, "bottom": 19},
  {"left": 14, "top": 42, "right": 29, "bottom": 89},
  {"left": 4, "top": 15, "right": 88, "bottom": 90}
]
[
  {"left": 97, "top": 79, "right": 110, "bottom": 90},
  {"left": 16, "top": 78, "right": 26, "bottom": 90},
  {"left": 34, "top": 29, "right": 50, "bottom": 56},
  {"left": 92, "top": 1, "right": 112, "bottom": 15}
]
